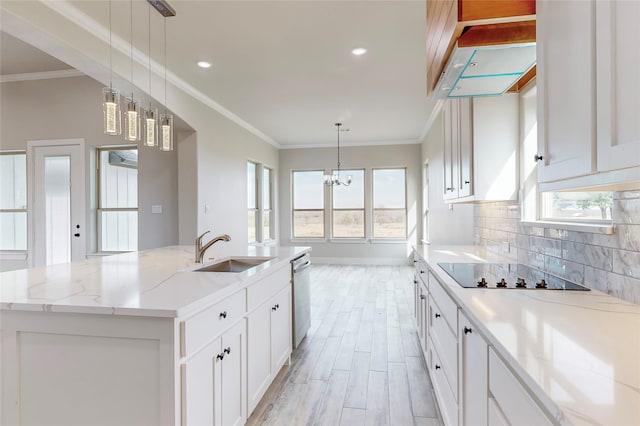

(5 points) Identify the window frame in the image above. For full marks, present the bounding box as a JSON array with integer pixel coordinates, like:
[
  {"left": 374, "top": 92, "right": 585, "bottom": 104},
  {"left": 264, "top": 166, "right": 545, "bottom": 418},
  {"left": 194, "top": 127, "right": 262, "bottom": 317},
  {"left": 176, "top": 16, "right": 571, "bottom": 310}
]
[
  {"left": 371, "top": 167, "right": 408, "bottom": 240},
  {"left": 292, "top": 169, "right": 325, "bottom": 239},
  {"left": 0, "top": 151, "right": 27, "bottom": 252},
  {"left": 330, "top": 168, "right": 365, "bottom": 239},
  {"left": 247, "top": 161, "right": 258, "bottom": 243},
  {"left": 96, "top": 146, "right": 139, "bottom": 253},
  {"left": 262, "top": 165, "right": 274, "bottom": 242}
]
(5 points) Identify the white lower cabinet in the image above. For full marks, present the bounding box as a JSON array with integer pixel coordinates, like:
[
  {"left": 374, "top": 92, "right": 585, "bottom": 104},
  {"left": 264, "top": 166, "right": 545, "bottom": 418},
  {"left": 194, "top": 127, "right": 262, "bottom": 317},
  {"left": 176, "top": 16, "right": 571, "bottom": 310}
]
[
  {"left": 459, "top": 312, "right": 488, "bottom": 426},
  {"left": 181, "top": 319, "right": 246, "bottom": 426},
  {"left": 247, "top": 283, "right": 292, "bottom": 414},
  {"left": 488, "top": 348, "right": 552, "bottom": 426}
]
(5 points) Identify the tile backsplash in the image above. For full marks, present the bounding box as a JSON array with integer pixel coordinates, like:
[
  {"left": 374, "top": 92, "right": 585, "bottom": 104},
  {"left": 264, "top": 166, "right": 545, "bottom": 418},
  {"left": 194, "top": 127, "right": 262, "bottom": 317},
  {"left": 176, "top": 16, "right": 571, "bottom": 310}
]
[{"left": 474, "top": 191, "right": 640, "bottom": 304}]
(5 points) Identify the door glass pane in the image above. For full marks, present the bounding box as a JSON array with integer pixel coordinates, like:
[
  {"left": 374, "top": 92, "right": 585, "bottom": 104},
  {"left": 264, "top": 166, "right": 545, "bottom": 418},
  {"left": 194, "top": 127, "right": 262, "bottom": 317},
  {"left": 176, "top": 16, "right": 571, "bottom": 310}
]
[{"left": 45, "top": 156, "right": 71, "bottom": 265}]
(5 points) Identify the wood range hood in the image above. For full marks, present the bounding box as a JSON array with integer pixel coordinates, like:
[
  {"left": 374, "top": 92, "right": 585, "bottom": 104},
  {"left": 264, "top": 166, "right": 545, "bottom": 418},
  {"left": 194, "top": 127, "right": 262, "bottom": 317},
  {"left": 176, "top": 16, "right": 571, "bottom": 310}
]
[{"left": 426, "top": 0, "right": 536, "bottom": 98}]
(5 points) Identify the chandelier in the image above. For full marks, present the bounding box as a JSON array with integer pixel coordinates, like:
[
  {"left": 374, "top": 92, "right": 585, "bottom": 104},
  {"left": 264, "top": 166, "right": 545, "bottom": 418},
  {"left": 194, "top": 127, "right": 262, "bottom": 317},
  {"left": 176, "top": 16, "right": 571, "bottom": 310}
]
[{"left": 324, "top": 123, "right": 352, "bottom": 186}]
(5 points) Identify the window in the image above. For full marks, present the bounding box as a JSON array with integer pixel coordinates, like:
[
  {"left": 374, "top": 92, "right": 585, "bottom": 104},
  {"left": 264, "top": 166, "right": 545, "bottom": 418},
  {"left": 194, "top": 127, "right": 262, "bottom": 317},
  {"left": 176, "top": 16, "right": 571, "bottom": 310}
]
[
  {"left": 97, "top": 148, "right": 138, "bottom": 252},
  {"left": 248, "top": 162, "right": 274, "bottom": 243},
  {"left": 263, "top": 166, "right": 273, "bottom": 241},
  {"left": 332, "top": 169, "right": 364, "bottom": 238},
  {"left": 0, "top": 152, "right": 27, "bottom": 250},
  {"left": 248, "top": 162, "right": 258, "bottom": 243},
  {"left": 372, "top": 168, "right": 406, "bottom": 239},
  {"left": 292, "top": 170, "right": 324, "bottom": 238},
  {"left": 541, "top": 191, "right": 613, "bottom": 222}
]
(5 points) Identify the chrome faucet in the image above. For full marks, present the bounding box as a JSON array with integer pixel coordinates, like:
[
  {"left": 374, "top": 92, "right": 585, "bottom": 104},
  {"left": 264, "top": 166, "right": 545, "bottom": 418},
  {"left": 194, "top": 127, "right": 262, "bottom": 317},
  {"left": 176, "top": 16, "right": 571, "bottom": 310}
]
[{"left": 195, "top": 231, "right": 231, "bottom": 263}]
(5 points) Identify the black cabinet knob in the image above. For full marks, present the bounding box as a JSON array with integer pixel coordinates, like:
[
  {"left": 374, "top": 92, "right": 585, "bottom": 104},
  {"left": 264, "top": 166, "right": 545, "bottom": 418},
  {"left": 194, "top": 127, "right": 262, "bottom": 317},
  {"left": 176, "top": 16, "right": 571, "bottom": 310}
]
[
  {"left": 272, "top": 304, "right": 280, "bottom": 311},
  {"left": 420, "top": 295, "right": 426, "bottom": 300},
  {"left": 414, "top": 280, "right": 418, "bottom": 284},
  {"left": 73, "top": 233, "right": 80, "bottom": 237},
  {"left": 435, "top": 365, "right": 441, "bottom": 370},
  {"left": 534, "top": 154, "right": 544, "bottom": 162},
  {"left": 464, "top": 180, "right": 470, "bottom": 184},
  {"left": 464, "top": 326, "right": 472, "bottom": 334},
  {"left": 219, "top": 311, "right": 227, "bottom": 319},
  {"left": 224, "top": 347, "right": 231, "bottom": 355},
  {"left": 216, "top": 353, "right": 224, "bottom": 361},
  {"left": 435, "top": 313, "right": 441, "bottom": 318},
  {"left": 420, "top": 270, "right": 425, "bottom": 274}
]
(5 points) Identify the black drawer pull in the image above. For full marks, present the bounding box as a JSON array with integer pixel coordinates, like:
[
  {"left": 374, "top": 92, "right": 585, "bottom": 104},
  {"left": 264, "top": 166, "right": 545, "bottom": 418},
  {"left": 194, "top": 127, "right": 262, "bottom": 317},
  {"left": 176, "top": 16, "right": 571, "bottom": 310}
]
[
  {"left": 224, "top": 347, "right": 231, "bottom": 355},
  {"left": 216, "top": 353, "right": 224, "bottom": 361},
  {"left": 435, "top": 365, "right": 441, "bottom": 370},
  {"left": 464, "top": 326, "right": 472, "bottom": 334},
  {"left": 435, "top": 313, "right": 441, "bottom": 319},
  {"left": 272, "top": 304, "right": 279, "bottom": 311},
  {"left": 219, "top": 311, "right": 227, "bottom": 319}
]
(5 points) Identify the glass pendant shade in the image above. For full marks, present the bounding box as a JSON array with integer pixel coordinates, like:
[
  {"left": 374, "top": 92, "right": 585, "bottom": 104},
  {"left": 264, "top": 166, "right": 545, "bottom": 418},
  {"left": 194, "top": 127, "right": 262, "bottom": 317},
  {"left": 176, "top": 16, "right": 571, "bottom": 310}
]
[
  {"left": 124, "top": 98, "right": 142, "bottom": 142},
  {"left": 143, "top": 107, "right": 158, "bottom": 147},
  {"left": 102, "top": 87, "right": 121, "bottom": 135},
  {"left": 160, "top": 113, "right": 174, "bottom": 151}
]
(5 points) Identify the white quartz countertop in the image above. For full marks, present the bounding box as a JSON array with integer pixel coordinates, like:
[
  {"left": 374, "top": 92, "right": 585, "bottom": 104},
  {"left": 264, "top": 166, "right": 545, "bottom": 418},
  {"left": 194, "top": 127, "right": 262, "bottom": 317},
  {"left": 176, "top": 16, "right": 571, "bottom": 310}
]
[
  {"left": 0, "top": 245, "right": 310, "bottom": 318},
  {"left": 414, "top": 245, "right": 640, "bottom": 426}
]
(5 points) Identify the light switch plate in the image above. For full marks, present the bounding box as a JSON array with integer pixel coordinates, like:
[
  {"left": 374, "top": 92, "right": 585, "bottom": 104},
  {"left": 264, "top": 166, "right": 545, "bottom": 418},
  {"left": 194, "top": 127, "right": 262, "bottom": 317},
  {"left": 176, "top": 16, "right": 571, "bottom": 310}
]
[{"left": 151, "top": 205, "right": 162, "bottom": 214}]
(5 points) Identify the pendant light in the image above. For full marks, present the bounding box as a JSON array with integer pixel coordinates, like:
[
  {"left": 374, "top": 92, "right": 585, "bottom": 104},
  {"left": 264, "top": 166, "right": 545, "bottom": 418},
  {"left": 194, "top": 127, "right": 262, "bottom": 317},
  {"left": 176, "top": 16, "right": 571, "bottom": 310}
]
[
  {"left": 159, "top": 15, "right": 173, "bottom": 151},
  {"left": 143, "top": 3, "right": 158, "bottom": 147},
  {"left": 102, "top": 0, "right": 121, "bottom": 135},
  {"left": 324, "top": 123, "right": 352, "bottom": 186},
  {"left": 124, "top": 0, "right": 142, "bottom": 142}
]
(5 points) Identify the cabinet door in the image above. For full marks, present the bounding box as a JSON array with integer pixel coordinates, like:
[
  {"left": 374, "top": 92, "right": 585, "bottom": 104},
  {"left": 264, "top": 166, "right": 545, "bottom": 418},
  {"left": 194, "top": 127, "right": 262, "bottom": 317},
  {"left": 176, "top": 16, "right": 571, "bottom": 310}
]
[
  {"left": 270, "top": 285, "right": 292, "bottom": 374},
  {"left": 418, "top": 281, "right": 429, "bottom": 360},
  {"left": 536, "top": 0, "right": 596, "bottom": 182},
  {"left": 443, "top": 99, "right": 459, "bottom": 200},
  {"left": 219, "top": 321, "right": 246, "bottom": 426},
  {"left": 459, "top": 313, "right": 488, "bottom": 426},
  {"left": 457, "top": 98, "right": 473, "bottom": 198},
  {"left": 247, "top": 302, "right": 271, "bottom": 414},
  {"left": 596, "top": 0, "right": 640, "bottom": 172},
  {"left": 181, "top": 336, "right": 221, "bottom": 426}
]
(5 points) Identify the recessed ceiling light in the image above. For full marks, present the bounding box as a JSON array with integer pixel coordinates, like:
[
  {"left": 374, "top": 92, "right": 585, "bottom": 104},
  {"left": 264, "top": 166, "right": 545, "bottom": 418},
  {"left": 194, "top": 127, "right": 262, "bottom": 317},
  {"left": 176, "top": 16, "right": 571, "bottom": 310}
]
[
  {"left": 351, "top": 47, "right": 367, "bottom": 56},
  {"left": 197, "top": 61, "right": 212, "bottom": 69}
]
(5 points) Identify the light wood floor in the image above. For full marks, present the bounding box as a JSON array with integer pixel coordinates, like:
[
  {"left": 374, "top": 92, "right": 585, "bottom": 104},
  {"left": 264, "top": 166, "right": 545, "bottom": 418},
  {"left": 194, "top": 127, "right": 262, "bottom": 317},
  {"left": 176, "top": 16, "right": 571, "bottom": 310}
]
[{"left": 246, "top": 264, "right": 443, "bottom": 426}]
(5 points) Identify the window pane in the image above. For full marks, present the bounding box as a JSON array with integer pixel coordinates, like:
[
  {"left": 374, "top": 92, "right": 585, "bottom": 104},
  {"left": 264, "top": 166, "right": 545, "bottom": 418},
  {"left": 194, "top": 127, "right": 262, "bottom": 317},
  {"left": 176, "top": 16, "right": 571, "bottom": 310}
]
[
  {"left": 248, "top": 210, "right": 257, "bottom": 243},
  {"left": 373, "top": 169, "right": 406, "bottom": 208},
  {"left": 263, "top": 210, "right": 271, "bottom": 240},
  {"left": 293, "top": 210, "right": 324, "bottom": 238},
  {"left": 332, "top": 210, "right": 364, "bottom": 238},
  {"left": 99, "top": 210, "right": 138, "bottom": 252},
  {"left": 373, "top": 210, "right": 406, "bottom": 238},
  {"left": 0, "top": 211, "right": 27, "bottom": 250},
  {"left": 541, "top": 191, "right": 613, "bottom": 221},
  {"left": 248, "top": 162, "right": 257, "bottom": 209},
  {"left": 293, "top": 171, "right": 324, "bottom": 209},
  {"left": 263, "top": 167, "right": 271, "bottom": 209},
  {"left": 0, "top": 153, "right": 27, "bottom": 209},
  {"left": 100, "top": 149, "right": 138, "bottom": 208},
  {"left": 333, "top": 169, "right": 364, "bottom": 209},
  {"left": 45, "top": 156, "right": 71, "bottom": 265}
]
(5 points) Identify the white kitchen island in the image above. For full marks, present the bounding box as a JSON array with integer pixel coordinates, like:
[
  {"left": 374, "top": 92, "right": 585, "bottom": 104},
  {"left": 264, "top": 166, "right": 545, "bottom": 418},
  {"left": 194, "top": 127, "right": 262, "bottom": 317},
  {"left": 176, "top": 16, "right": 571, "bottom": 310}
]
[{"left": 0, "top": 245, "right": 309, "bottom": 426}]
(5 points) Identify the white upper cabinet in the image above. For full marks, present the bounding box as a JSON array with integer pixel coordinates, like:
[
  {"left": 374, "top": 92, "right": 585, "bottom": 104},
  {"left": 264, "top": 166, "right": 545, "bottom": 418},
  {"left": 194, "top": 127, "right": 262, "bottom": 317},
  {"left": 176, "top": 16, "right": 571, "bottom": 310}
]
[
  {"left": 595, "top": 0, "right": 640, "bottom": 172},
  {"left": 536, "top": 0, "right": 596, "bottom": 183},
  {"left": 442, "top": 95, "right": 518, "bottom": 203},
  {"left": 537, "top": 0, "right": 640, "bottom": 188}
]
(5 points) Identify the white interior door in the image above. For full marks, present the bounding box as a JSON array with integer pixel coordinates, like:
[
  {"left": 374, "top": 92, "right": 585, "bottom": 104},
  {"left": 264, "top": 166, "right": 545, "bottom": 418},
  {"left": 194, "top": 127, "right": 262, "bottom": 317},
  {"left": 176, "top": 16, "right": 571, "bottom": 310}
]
[{"left": 28, "top": 139, "right": 86, "bottom": 267}]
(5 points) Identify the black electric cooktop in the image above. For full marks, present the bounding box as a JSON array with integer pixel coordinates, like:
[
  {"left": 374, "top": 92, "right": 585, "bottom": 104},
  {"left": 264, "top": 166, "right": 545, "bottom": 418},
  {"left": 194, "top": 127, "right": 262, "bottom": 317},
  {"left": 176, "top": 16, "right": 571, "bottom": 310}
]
[{"left": 438, "top": 263, "right": 590, "bottom": 290}]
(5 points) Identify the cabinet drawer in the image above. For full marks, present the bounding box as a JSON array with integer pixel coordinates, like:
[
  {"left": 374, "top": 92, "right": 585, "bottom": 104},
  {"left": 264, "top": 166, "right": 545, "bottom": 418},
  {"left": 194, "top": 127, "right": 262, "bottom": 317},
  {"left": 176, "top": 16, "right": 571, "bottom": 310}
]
[
  {"left": 428, "top": 272, "right": 458, "bottom": 336},
  {"left": 429, "top": 295, "right": 458, "bottom": 401},
  {"left": 429, "top": 338, "right": 458, "bottom": 426},
  {"left": 247, "top": 264, "right": 290, "bottom": 312},
  {"left": 489, "top": 349, "right": 552, "bottom": 426},
  {"left": 414, "top": 257, "right": 428, "bottom": 286},
  {"left": 181, "top": 290, "right": 246, "bottom": 357}
]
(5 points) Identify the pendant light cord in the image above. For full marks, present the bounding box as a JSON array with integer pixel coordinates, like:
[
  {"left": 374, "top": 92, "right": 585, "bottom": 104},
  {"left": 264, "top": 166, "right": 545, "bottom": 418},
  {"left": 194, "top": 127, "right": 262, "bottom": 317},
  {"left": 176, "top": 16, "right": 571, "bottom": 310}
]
[
  {"left": 336, "top": 123, "right": 341, "bottom": 173},
  {"left": 148, "top": 4, "right": 151, "bottom": 100},
  {"left": 164, "top": 17, "right": 167, "bottom": 113},
  {"left": 130, "top": 0, "right": 134, "bottom": 99},
  {"left": 109, "top": 0, "right": 112, "bottom": 90}
]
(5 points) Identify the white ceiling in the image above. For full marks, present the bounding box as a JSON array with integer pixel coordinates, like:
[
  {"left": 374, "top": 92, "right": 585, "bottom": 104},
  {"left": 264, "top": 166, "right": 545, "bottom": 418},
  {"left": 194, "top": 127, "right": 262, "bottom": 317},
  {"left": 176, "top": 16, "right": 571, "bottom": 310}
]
[{"left": 0, "top": 0, "right": 432, "bottom": 148}]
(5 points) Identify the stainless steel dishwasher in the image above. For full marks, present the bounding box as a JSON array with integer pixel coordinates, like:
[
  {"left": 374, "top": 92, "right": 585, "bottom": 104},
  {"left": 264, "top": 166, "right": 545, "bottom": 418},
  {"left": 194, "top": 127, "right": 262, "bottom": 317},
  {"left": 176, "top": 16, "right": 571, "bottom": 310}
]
[{"left": 291, "top": 252, "right": 311, "bottom": 349}]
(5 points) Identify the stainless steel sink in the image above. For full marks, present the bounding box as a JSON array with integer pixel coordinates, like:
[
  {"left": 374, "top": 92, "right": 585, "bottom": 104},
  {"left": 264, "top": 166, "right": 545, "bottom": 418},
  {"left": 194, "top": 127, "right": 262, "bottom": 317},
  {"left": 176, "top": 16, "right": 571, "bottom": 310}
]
[{"left": 193, "top": 257, "right": 274, "bottom": 273}]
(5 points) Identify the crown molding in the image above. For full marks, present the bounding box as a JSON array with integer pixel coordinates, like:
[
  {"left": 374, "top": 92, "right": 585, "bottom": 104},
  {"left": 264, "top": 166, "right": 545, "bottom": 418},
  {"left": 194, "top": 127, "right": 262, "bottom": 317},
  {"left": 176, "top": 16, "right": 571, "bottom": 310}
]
[
  {"left": 0, "top": 69, "right": 84, "bottom": 83},
  {"left": 280, "top": 138, "right": 421, "bottom": 150}
]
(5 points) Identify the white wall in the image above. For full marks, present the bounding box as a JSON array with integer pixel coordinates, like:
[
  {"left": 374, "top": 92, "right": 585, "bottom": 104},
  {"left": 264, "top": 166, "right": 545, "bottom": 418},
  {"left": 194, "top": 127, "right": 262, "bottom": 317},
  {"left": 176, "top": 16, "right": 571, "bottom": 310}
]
[
  {"left": 421, "top": 108, "right": 474, "bottom": 245},
  {"left": 279, "top": 144, "right": 421, "bottom": 263}
]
